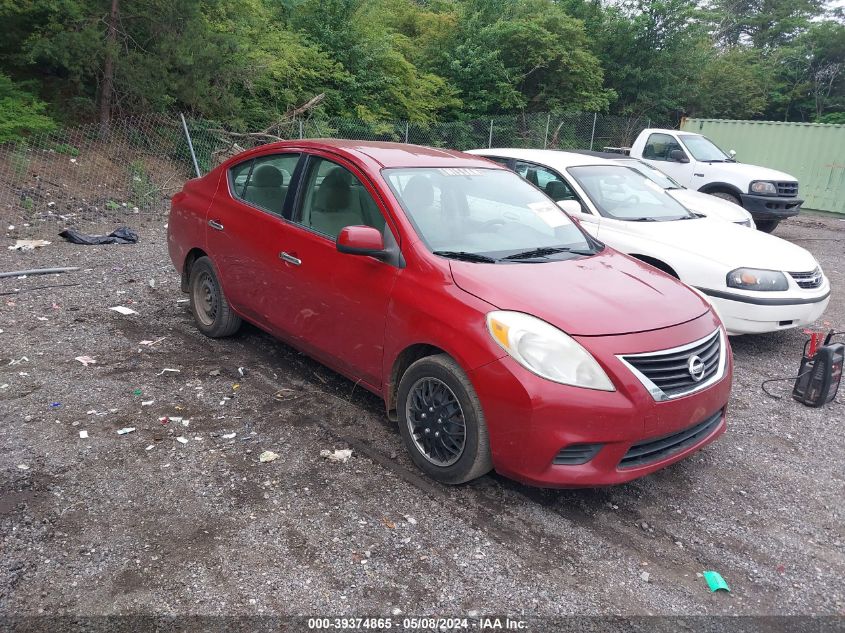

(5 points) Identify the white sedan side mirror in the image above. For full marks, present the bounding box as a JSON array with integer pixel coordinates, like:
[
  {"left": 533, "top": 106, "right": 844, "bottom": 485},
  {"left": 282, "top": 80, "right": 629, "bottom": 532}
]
[{"left": 556, "top": 200, "right": 583, "bottom": 215}]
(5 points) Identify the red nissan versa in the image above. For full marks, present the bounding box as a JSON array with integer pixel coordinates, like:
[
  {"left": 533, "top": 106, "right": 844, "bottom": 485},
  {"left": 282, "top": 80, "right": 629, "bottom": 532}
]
[{"left": 167, "top": 140, "right": 732, "bottom": 488}]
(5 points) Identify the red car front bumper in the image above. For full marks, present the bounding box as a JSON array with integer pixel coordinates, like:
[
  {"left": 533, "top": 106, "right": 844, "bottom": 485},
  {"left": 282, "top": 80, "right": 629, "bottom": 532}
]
[{"left": 469, "top": 313, "right": 732, "bottom": 488}]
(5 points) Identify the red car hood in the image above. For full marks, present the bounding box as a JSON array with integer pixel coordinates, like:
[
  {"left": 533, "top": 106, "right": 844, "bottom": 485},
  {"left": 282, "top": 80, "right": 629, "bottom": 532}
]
[{"left": 449, "top": 249, "right": 710, "bottom": 336}]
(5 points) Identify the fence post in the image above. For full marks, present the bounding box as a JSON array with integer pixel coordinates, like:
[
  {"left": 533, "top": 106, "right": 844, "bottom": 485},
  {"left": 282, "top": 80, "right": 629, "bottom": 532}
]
[
  {"left": 405, "top": 121, "right": 409, "bottom": 144},
  {"left": 299, "top": 120, "right": 304, "bottom": 139},
  {"left": 543, "top": 114, "right": 551, "bottom": 149},
  {"left": 488, "top": 119, "right": 494, "bottom": 148},
  {"left": 589, "top": 112, "right": 597, "bottom": 151},
  {"left": 179, "top": 112, "right": 201, "bottom": 178}
]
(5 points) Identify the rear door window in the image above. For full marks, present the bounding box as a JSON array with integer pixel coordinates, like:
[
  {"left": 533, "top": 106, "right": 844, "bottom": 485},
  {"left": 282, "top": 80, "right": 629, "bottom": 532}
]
[{"left": 229, "top": 153, "right": 300, "bottom": 216}]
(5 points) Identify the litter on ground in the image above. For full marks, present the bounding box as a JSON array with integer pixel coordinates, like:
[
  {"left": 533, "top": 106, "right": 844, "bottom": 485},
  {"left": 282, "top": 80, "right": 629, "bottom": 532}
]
[
  {"left": 320, "top": 448, "right": 353, "bottom": 463},
  {"left": 141, "top": 400, "right": 154, "bottom": 406},
  {"left": 79, "top": 430, "right": 88, "bottom": 439},
  {"left": 110, "top": 306, "right": 138, "bottom": 316},
  {"left": 117, "top": 427, "right": 136, "bottom": 435},
  {"left": 176, "top": 436, "right": 189, "bottom": 445},
  {"left": 8, "top": 239, "right": 50, "bottom": 251},
  {"left": 703, "top": 571, "right": 730, "bottom": 593},
  {"left": 74, "top": 355, "right": 97, "bottom": 366},
  {"left": 259, "top": 450, "right": 280, "bottom": 463},
  {"left": 222, "top": 432, "right": 236, "bottom": 439},
  {"left": 157, "top": 368, "right": 180, "bottom": 376}
]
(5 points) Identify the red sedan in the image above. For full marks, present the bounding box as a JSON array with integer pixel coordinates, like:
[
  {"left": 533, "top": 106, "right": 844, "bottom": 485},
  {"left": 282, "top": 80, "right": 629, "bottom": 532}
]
[{"left": 167, "top": 140, "right": 732, "bottom": 488}]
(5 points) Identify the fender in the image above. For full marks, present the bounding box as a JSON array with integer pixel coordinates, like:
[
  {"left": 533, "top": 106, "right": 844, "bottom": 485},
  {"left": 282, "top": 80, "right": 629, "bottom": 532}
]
[{"left": 697, "top": 181, "right": 744, "bottom": 198}]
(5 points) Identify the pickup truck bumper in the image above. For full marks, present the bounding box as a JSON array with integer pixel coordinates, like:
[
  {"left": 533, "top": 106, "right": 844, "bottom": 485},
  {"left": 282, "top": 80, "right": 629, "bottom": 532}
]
[{"left": 740, "top": 193, "right": 802, "bottom": 220}]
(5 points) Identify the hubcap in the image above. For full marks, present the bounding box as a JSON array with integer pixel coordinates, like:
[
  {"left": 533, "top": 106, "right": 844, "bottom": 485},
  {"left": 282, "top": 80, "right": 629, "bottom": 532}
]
[
  {"left": 193, "top": 271, "right": 218, "bottom": 326},
  {"left": 405, "top": 377, "right": 466, "bottom": 467}
]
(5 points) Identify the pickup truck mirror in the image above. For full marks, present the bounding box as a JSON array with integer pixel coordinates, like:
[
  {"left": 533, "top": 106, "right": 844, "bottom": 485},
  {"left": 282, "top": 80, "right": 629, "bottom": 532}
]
[
  {"left": 669, "top": 149, "right": 690, "bottom": 164},
  {"left": 729, "top": 149, "right": 737, "bottom": 158}
]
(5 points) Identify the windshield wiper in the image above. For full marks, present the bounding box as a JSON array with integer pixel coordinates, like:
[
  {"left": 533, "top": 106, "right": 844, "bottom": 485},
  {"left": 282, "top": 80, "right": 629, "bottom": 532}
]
[
  {"left": 625, "top": 217, "right": 658, "bottom": 222},
  {"left": 432, "top": 250, "right": 498, "bottom": 263},
  {"left": 502, "top": 246, "right": 592, "bottom": 260}
]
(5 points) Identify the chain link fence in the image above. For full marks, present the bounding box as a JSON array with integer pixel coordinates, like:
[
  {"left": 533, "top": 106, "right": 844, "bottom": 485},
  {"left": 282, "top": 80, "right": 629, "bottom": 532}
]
[{"left": 1, "top": 111, "right": 660, "bottom": 239}]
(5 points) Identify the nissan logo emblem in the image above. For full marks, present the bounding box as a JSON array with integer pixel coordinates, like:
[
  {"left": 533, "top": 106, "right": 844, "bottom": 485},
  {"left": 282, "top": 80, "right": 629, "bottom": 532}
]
[{"left": 687, "top": 355, "right": 706, "bottom": 382}]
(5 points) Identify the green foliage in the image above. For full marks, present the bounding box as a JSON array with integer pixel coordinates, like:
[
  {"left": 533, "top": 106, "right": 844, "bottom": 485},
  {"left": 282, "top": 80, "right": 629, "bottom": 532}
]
[
  {"left": 0, "top": 73, "right": 56, "bottom": 143},
  {"left": 0, "top": 0, "right": 841, "bottom": 130}
]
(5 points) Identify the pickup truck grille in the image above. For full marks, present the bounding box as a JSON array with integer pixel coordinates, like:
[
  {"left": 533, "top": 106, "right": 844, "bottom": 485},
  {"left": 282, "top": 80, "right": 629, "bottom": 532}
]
[
  {"left": 789, "top": 267, "right": 823, "bottom": 289},
  {"left": 776, "top": 181, "right": 798, "bottom": 197}
]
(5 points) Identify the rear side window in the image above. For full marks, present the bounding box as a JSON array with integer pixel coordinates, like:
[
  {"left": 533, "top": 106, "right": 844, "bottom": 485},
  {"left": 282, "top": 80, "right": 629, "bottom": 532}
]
[
  {"left": 642, "top": 133, "right": 683, "bottom": 162},
  {"left": 229, "top": 153, "right": 300, "bottom": 216}
]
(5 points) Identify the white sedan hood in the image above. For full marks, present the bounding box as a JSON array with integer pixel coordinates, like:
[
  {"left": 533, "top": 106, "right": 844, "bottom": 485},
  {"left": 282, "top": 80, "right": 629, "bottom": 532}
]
[
  {"left": 616, "top": 217, "right": 818, "bottom": 272},
  {"left": 668, "top": 189, "right": 751, "bottom": 223}
]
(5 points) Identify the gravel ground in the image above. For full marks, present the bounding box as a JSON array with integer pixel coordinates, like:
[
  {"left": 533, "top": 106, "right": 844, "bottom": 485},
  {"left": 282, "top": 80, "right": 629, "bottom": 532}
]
[{"left": 0, "top": 213, "right": 843, "bottom": 626}]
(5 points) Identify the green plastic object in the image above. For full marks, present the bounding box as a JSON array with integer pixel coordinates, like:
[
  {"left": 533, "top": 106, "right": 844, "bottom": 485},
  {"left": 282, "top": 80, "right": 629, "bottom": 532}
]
[
  {"left": 132, "top": 388, "right": 142, "bottom": 396},
  {"left": 703, "top": 571, "right": 730, "bottom": 592}
]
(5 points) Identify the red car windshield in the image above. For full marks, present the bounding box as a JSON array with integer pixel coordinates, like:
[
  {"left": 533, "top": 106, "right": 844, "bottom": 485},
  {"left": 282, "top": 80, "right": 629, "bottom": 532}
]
[{"left": 383, "top": 167, "right": 594, "bottom": 261}]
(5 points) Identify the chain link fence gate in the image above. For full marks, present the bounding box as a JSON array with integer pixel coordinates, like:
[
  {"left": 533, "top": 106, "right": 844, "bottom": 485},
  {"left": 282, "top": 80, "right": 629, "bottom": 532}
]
[{"left": 0, "top": 111, "right": 660, "bottom": 239}]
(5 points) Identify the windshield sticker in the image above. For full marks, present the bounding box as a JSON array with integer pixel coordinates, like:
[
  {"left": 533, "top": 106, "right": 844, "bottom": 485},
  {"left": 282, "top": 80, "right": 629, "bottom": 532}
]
[
  {"left": 438, "top": 168, "right": 486, "bottom": 177},
  {"left": 528, "top": 201, "right": 571, "bottom": 228}
]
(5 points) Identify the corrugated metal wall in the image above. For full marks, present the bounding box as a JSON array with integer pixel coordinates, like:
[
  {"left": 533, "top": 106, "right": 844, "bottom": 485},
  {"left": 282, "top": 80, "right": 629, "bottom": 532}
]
[{"left": 681, "top": 118, "right": 845, "bottom": 215}]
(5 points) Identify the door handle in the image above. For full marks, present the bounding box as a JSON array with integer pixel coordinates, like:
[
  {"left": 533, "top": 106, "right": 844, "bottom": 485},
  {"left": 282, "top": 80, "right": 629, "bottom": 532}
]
[
  {"left": 279, "top": 251, "right": 302, "bottom": 266},
  {"left": 208, "top": 219, "right": 224, "bottom": 231}
]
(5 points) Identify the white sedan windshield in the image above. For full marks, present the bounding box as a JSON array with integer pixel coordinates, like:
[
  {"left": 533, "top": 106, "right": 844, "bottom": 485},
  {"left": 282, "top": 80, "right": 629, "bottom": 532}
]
[
  {"left": 568, "top": 165, "right": 694, "bottom": 221},
  {"left": 383, "top": 167, "right": 595, "bottom": 260}
]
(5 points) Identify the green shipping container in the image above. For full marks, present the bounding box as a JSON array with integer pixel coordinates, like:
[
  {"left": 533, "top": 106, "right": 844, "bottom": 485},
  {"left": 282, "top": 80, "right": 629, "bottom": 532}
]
[{"left": 681, "top": 118, "right": 845, "bottom": 215}]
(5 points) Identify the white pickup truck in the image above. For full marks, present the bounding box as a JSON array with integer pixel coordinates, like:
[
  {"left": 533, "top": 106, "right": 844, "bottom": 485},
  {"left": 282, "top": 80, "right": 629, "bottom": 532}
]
[{"left": 626, "top": 129, "right": 803, "bottom": 232}]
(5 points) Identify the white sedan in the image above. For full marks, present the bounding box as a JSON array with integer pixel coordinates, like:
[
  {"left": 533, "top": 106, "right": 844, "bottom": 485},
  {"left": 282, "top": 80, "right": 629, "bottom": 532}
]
[
  {"left": 570, "top": 151, "right": 755, "bottom": 228},
  {"left": 467, "top": 148, "right": 830, "bottom": 335}
]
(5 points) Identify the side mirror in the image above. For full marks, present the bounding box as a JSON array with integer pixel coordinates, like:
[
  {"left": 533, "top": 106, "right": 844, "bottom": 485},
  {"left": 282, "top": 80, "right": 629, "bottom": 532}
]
[
  {"left": 729, "top": 149, "right": 737, "bottom": 159},
  {"left": 669, "top": 149, "right": 690, "bottom": 163},
  {"left": 336, "top": 225, "right": 386, "bottom": 258},
  {"left": 556, "top": 200, "right": 583, "bottom": 215}
]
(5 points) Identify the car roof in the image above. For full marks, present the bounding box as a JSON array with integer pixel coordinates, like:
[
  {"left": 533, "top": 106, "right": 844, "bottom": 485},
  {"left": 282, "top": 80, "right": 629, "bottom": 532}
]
[
  {"left": 466, "top": 147, "right": 616, "bottom": 168},
  {"left": 568, "top": 149, "right": 638, "bottom": 161},
  {"left": 250, "top": 139, "right": 501, "bottom": 169}
]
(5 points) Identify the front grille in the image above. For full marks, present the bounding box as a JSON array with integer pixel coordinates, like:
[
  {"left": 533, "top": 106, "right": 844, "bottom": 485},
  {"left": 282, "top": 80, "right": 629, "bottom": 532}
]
[
  {"left": 619, "top": 330, "right": 723, "bottom": 400},
  {"left": 776, "top": 181, "right": 798, "bottom": 197},
  {"left": 619, "top": 410, "right": 723, "bottom": 469},
  {"left": 553, "top": 443, "right": 603, "bottom": 465},
  {"left": 789, "top": 267, "right": 823, "bottom": 289}
]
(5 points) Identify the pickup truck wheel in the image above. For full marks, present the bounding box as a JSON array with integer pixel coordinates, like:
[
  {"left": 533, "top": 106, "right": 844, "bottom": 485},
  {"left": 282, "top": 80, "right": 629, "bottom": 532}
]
[
  {"left": 397, "top": 354, "right": 492, "bottom": 485},
  {"left": 189, "top": 256, "right": 242, "bottom": 338},
  {"left": 755, "top": 219, "right": 780, "bottom": 233},
  {"left": 710, "top": 191, "right": 741, "bottom": 206}
]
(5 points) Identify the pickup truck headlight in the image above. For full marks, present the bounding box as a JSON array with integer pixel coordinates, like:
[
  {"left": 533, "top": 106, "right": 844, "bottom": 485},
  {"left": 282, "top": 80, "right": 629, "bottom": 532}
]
[
  {"left": 727, "top": 268, "right": 788, "bottom": 291},
  {"left": 486, "top": 311, "right": 615, "bottom": 390},
  {"left": 749, "top": 181, "right": 777, "bottom": 195}
]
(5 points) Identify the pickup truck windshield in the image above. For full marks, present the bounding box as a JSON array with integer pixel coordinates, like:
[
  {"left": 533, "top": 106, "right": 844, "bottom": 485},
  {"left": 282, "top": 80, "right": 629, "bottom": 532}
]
[
  {"left": 383, "top": 167, "right": 595, "bottom": 261},
  {"left": 567, "top": 165, "right": 694, "bottom": 221},
  {"left": 680, "top": 135, "right": 730, "bottom": 162}
]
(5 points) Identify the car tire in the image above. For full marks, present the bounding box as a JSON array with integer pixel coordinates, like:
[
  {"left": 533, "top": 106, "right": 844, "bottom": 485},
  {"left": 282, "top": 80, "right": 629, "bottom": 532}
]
[
  {"left": 397, "top": 354, "right": 493, "bottom": 484},
  {"left": 188, "top": 256, "right": 242, "bottom": 338},
  {"left": 710, "top": 191, "right": 741, "bottom": 206},
  {"left": 755, "top": 219, "right": 780, "bottom": 233}
]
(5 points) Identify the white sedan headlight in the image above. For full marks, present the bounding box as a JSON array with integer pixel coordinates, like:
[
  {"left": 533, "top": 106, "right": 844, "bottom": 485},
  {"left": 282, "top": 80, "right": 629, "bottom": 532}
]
[
  {"left": 727, "top": 268, "right": 788, "bottom": 291},
  {"left": 486, "top": 311, "right": 615, "bottom": 390},
  {"left": 750, "top": 181, "right": 777, "bottom": 195}
]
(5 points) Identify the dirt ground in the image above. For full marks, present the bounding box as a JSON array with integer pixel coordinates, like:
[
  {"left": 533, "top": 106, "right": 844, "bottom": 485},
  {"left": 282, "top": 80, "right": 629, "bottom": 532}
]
[{"left": 0, "top": 211, "right": 843, "bottom": 628}]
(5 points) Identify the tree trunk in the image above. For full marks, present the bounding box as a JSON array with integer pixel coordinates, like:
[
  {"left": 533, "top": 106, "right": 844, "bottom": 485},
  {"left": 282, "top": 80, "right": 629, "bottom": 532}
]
[{"left": 98, "top": 0, "right": 119, "bottom": 139}]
